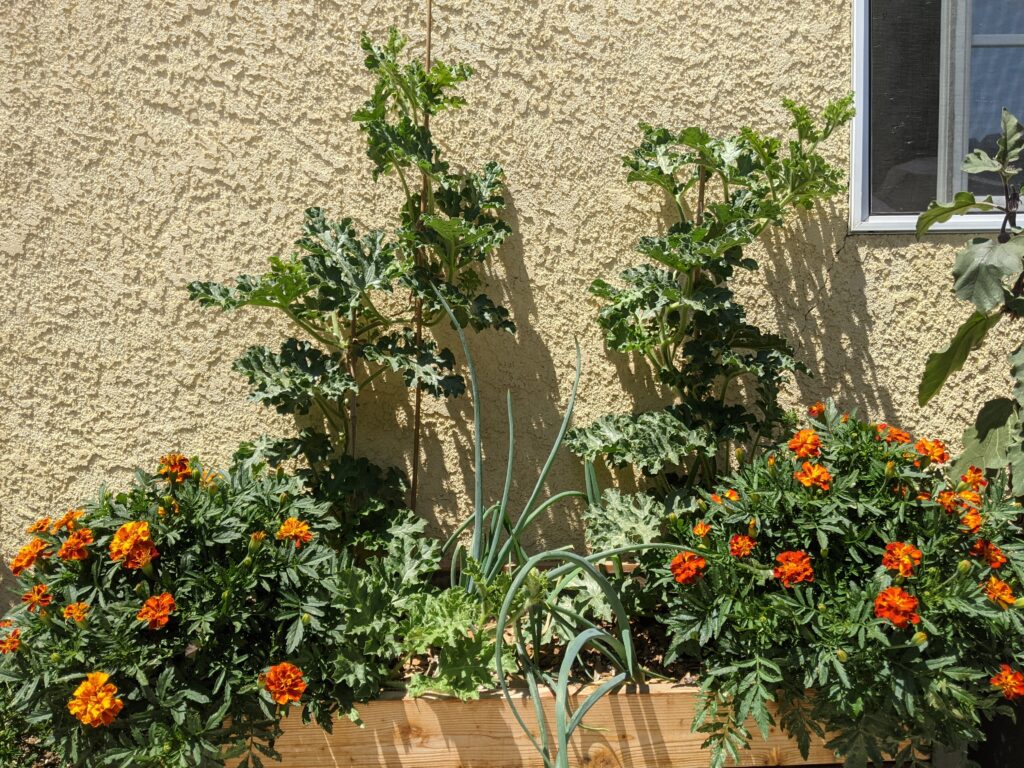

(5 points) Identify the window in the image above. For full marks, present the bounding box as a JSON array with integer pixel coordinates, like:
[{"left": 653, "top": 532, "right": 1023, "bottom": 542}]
[{"left": 851, "top": 0, "right": 1024, "bottom": 232}]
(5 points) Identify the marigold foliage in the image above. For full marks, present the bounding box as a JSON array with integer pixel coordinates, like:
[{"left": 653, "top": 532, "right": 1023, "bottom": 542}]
[
  {"left": 0, "top": 455, "right": 437, "bottom": 768},
  {"left": 661, "top": 404, "right": 1024, "bottom": 767}
]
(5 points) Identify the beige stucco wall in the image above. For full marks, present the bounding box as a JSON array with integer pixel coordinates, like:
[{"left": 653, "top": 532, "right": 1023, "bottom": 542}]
[{"left": 0, "top": 0, "right": 1009, "bottom": 561}]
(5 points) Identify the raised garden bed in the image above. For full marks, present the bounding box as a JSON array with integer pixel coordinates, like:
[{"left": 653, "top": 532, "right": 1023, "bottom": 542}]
[{"left": 250, "top": 683, "right": 847, "bottom": 767}]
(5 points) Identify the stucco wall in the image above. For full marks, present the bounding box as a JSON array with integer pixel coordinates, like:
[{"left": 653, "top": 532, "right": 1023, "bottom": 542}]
[{"left": 0, "top": 0, "right": 1006, "bottom": 562}]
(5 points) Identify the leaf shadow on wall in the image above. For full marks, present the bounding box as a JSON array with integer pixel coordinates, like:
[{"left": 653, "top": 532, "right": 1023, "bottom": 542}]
[{"left": 759, "top": 202, "right": 899, "bottom": 420}]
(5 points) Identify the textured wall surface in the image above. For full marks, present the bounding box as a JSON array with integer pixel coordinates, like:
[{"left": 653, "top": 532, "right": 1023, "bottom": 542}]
[{"left": 0, "top": 0, "right": 1006, "bottom": 561}]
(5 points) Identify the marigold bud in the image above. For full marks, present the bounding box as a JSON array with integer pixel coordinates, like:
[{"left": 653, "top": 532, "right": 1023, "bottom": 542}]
[
  {"left": 817, "top": 602, "right": 827, "bottom": 612},
  {"left": 301, "top": 613, "right": 311, "bottom": 625},
  {"left": 1015, "top": 597, "right": 1024, "bottom": 609},
  {"left": 911, "top": 631, "right": 928, "bottom": 646},
  {"left": 50, "top": 653, "right": 61, "bottom": 664},
  {"left": 836, "top": 649, "right": 848, "bottom": 663},
  {"left": 735, "top": 446, "right": 746, "bottom": 464},
  {"left": 242, "top": 556, "right": 253, "bottom": 567},
  {"left": 747, "top": 519, "right": 758, "bottom": 538},
  {"left": 666, "top": 513, "right": 678, "bottom": 524},
  {"left": 957, "top": 559, "right": 972, "bottom": 575},
  {"left": 135, "top": 583, "right": 148, "bottom": 599},
  {"left": 884, "top": 461, "right": 896, "bottom": 477}
]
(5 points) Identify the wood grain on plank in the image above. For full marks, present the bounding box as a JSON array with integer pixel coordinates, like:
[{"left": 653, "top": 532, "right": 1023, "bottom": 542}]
[{"left": 248, "top": 682, "right": 844, "bottom": 767}]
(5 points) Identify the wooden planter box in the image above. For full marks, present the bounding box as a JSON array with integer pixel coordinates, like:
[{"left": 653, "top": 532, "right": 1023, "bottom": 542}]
[{"left": 253, "top": 682, "right": 849, "bottom": 767}]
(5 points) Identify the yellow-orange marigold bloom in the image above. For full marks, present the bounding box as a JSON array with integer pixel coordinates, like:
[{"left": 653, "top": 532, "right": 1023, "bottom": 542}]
[
  {"left": 692, "top": 521, "right": 711, "bottom": 538},
  {"left": 67, "top": 672, "right": 124, "bottom": 727},
  {"left": 874, "top": 587, "right": 920, "bottom": 628},
  {"left": 58, "top": 528, "right": 94, "bottom": 561},
  {"left": 276, "top": 518, "right": 313, "bottom": 549},
  {"left": 876, "top": 423, "right": 911, "bottom": 444},
  {"left": 723, "top": 489, "right": 740, "bottom": 502},
  {"left": 50, "top": 509, "right": 83, "bottom": 534},
  {"left": 26, "top": 518, "right": 51, "bottom": 534},
  {"left": 936, "top": 490, "right": 959, "bottom": 514},
  {"left": 958, "top": 489, "right": 982, "bottom": 508},
  {"left": 109, "top": 521, "right": 159, "bottom": 570},
  {"left": 0, "top": 620, "right": 12, "bottom": 629},
  {"left": 794, "top": 462, "right": 831, "bottom": 491},
  {"left": 774, "top": 551, "right": 814, "bottom": 587},
  {"left": 263, "top": 662, "right": 307, "bottom": 705},
  {"left": 788, "top": 429, "right": 822, "bottom": 458},
  {"left": 0, "top": 629, "right": 21, "bottom": 654},
  {"left": 983, "top": 576, "right": 1016, "bottom": 610},
  {"left": 882, "top": 542, "right": 923, "bottom": 578},
  {"left": 991, "top": 664, "right": 1024, "bottom": 700},
  {"left": 64, "top": 602, "right": 89, "bottom": 623},
  {"left": 961, "top": 509, "right": 984, "bottom": 535},
  {"left": 961, "top": 466, "right": 988, "bottom": 490},
  {"left": 9, "top": 537, "right": 51, "bottom": 577},
  {"left": 157, "top": 500, "right": 180, "bottom": 517},
  {"left": 670, "top": 551, "right": 707, "bottom": 585},
  {"left": 914, "top": 438, "right": 949, "bottom": 464},
  {"left": 157, "top": 453, "right": 191, "bottom": 484},
  {"left": 21, "top": 584, "right": 53, "bottom": 613},
  {"left": 136, "top": 593, "right": 176, "bottom": 629},
  {"left": 729, "top": 534, "right": 756, "bottom": 558},
  {"left": 808, "top": 402, "right": 825, "bottom": 418},
  {"left": 970, "top": 540, "right": 1008, "bottom": 569}
]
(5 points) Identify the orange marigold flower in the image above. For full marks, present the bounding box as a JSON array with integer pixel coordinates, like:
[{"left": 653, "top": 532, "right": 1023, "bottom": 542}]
[
  {"left": 840, "top": 412, "right": 851, "bottom": 423},
  {"left": 67, "top": 672, "right": 124, "bottom": 727},
  {"left": 960, "top": 509, "right": 984, "bottom": 535},
  {"left": 874, "top": 587, "right": 921, "bottom": 628},
  {"left": 670, "top": 551, "right": 707, "bottom": 585},
  {"left": 767, "top": 455, "right": 776, "bottom": 467},
  {"left": 263, "top": 662, "right": 307, "bottom": 705},
  {"left": 58, "top": 528, "right": 94, "bottom": 561},
  {"left": 157, "top": 453, "right": 191, "bottom": 484},
  {"left": 916, "top": 491, "right": 932, "bottom": 502},
  {"left": 64, "top": 602, "right": 89, "bottom": 623},
  {"left": 21, "top": 584, "right": 53, "bottom": 613},
  {"left": 692, "top": 521, "right": 711, "bottom": 538},
  {"left": 276, "top": 518, "right": 313, "bottom": 548},
  {"left": 0, "top": 629, "right": 21, "bottom": 654},
  {"left": 26, "top": 518, "right": 51, "bottom": 534},
  {"left": 970, "top": 540, "right": 1008, "bottom": 570},
  {"left": 774, "top": 551, "right": 814, "bottom": 587},
  {"left": 936, "top": 490, "right": 959, "bottom": 514},
  {"left": 983, "top": 576, "right": 1016, "bottom": 610},
  {"left": 724, "top": 489, "right": 740, "bottom": 502},
  {"left": 914, "top": 438, "right": 949, "bottom": 464},
  {"left": 794, "top": 462, "right": 832, "bottom": 491},
  {"left": 109, "top": 521, "right": 159, "bottom": 570},
  {"left": 0, "top": 620, "right": 12, "bottom": 629},
  {"left": 50, "top": 509, "right": 83, "bottom": 534},
  {"left": 960, "top": 466, "right": 987, "bottom": 491},
  {"left": 9, "top": 537, "right": 51, "bottom": 577},
  {"left": 876, "top": 423, "right": 912, "bottom": 444},
  {"left": 882, "top": 542, "right": 923, "bottom": 578},
  {"left": 729, "top": 534, "right": 756, "bottom": 558},
  {"left": 136, "top": 593, "right": 176, "bottom": 630},
  {"left": 251, "top": 531, "right": 267, "bottom": 542},
  {"left": 199, "top": 469, "right": 219, "bottom": 490},
  {"left": 788, "top": 429, "right": 822, "bottom": 458},
  {"left": 808, "top": 402, "right": 825, "bottom": 418},
  {"left": 991, "top": 665, "right": 1024, "bottom": 700},
  {"left": 958, "top": 489, "right": 982, "bottom": 508},
  {"left": 157, "top": 500, "right": 180, "bottom": 517},
  {"left": 710, "top": 493, "right": 722, "bottom": 504}
]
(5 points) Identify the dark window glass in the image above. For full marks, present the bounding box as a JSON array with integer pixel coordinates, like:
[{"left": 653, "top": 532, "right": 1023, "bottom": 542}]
[
  {"left": 869, "top": 0, "right": 942, "bottom": 214},
  {"left": 968, "top": 45, "right": 1024, "bottom": 196},
  {"left": 973, "top": 0, "right": 1024, "bottom": 34}
]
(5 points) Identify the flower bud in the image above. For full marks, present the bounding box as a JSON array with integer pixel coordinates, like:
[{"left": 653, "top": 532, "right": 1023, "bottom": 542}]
[
  {"left": 135, "top": 582, "right": 148, "bottom": 599},
  {"left": 747, "top": 519, "right": 758, "bottom": 538},
  {"left": 50, "top": 652, "right": 61, "bottom": 664},
  {"left": 911, "top": 631, "right": 928, "bottom": 646},
  {"left": 884, "top": 461, "right": 896, "bottom": 477},
  {"left": 1015, "top": 597, "right": 1024, "bottom": 609},
  {"left": 957, "top": 559, "right": 972, "bottom": 575},
  {"left": 735, "top": 446, "right": 746, "bottom": 464},
  {"left": 301, "top": 613, "right": 311, "bottom": 625},
  {"left": 836, "top": 649, "right": 848, "bottom": 663},
  {"left": 666, "top": 512, "right": 678, "bottom": 524},
  {"left": 242, "top": 556, "right": 253, "bottom": 567}
]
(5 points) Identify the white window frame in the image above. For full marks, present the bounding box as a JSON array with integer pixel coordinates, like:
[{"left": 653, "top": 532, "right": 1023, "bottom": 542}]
[{"left": 850, "top": 0, "right": 1007, "bottom": 233}]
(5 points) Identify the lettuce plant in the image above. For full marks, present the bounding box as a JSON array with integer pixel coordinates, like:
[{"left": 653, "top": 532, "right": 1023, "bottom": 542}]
[
  {"left": 567, "top": 97, "right": 854, "bottom": 496},
  {"left": 662, "top": 403, "right": 1024, "bottom": 767},
  {"left": 189, "top": 29, "right": 513, "bottom": 536},
  {"left": 0, "top": 454, "right": 436, "bottom": 768},
  {"left": 916, "top": 108, "right": 1024, "bottom": 495}
]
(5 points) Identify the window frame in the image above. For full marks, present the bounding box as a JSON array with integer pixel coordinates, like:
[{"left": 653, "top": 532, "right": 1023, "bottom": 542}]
[{"left": 850, "top": 0, "right": 1007, "bottom": 233}]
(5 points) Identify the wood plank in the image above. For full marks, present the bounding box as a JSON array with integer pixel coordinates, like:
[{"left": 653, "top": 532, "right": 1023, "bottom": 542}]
[{"left": 251, "top": 683, "right": 845, "bottom": 767}]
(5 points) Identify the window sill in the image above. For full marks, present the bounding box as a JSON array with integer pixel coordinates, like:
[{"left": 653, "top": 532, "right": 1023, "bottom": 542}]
[{"left": 849, "top": 213, "right": 1006, "bottom": 235}]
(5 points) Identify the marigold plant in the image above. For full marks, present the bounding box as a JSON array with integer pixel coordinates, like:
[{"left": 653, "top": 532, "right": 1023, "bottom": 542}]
[
  {"left": 661, "top": 402, "right": 1024, "bottom": 767},
  {"left": 0, "top": 453, "right": 436, "bottom": 767}
]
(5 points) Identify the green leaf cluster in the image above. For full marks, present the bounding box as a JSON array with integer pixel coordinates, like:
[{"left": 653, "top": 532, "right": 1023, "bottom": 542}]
[
  {"left": 661, "top": 405, "right": 1024, "bottom": 767},
  {"left": 917, "top": 108, "right": 1024, "bottom": 496},
  {"left": 188, "top": 29, "right": 514, "bottom": 541},
  {"left": 0, "top": 456, "right": 437, "bottom": 768},
  {"left": 568, "top": 96, "right": 854, "bottom": 493}
]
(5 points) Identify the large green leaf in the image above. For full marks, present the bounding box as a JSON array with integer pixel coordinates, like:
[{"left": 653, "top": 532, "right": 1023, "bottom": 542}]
[
  {"left": 955, "top": 398, "right": 1017, "bottom": 475},
  {"left": 919, "top": 311, "right": 1002, "bottom": 406},
  {"left": 952, "top": 237, "right": 1024, "bottom": 313},
  {"left": 234, "top": 339, "right": 356, "bottom": 416},
  {"left": 915, "top": 193, "right": 996, "bottom": 238},
  {"left": 358, "top": 329, "right": 465, "bottom": 398},
  {"left": 583, "top": 489, "right": 665, "bottom": 552}
]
